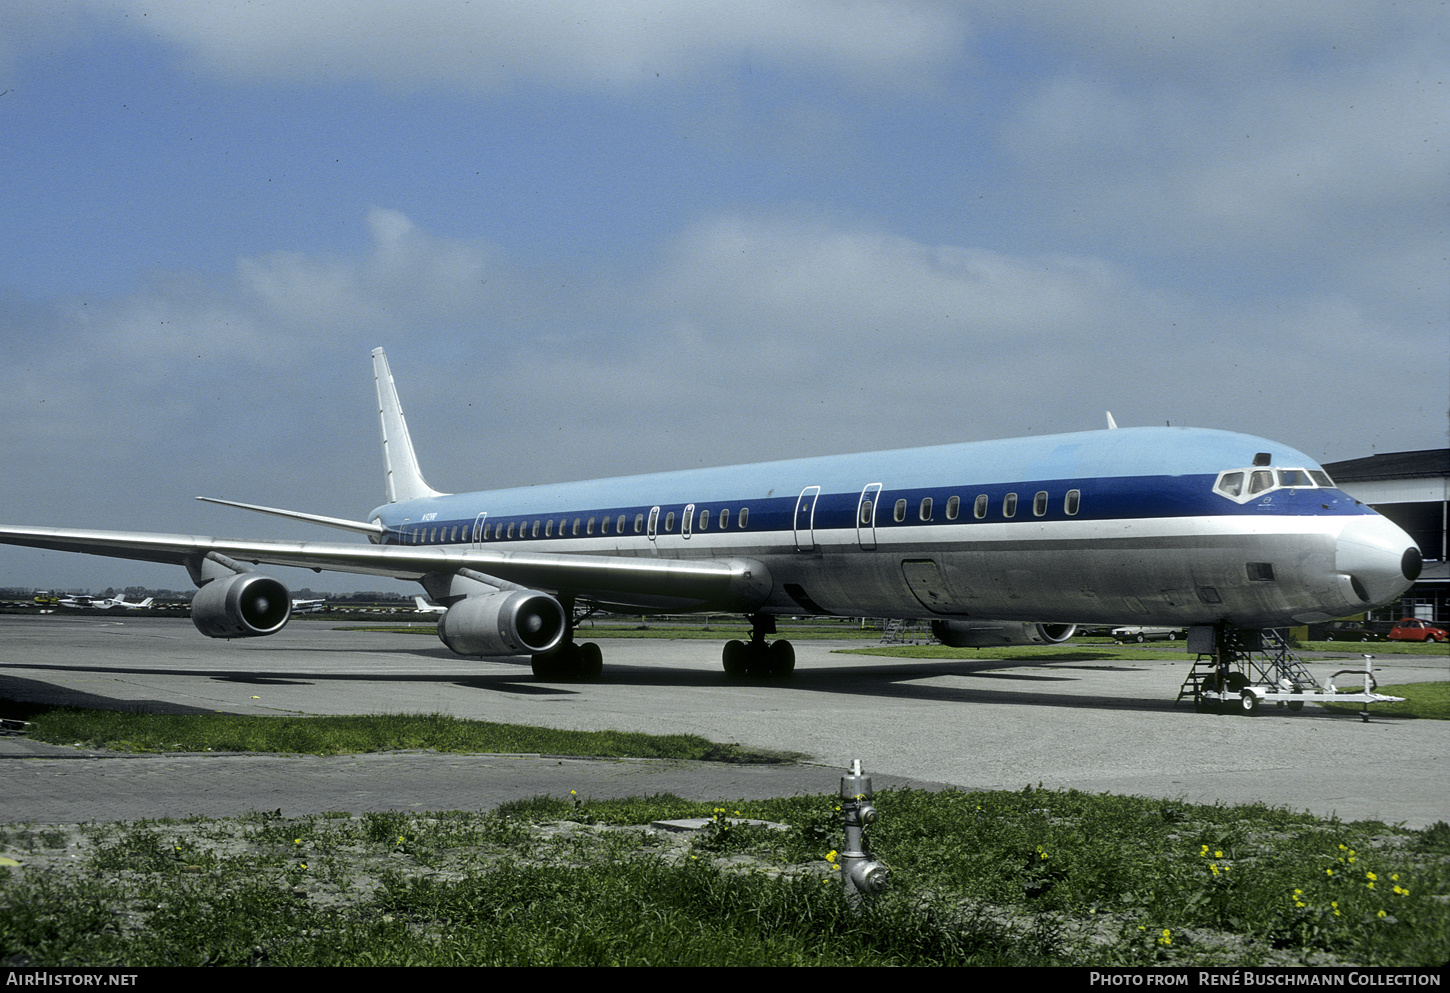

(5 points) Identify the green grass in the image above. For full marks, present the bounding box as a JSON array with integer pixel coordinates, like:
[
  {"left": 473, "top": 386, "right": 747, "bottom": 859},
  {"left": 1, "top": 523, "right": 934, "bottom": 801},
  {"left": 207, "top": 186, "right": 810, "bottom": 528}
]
[
  {"left": 842, "top": 641, "right": 1450, "bottom": 661},
  {"left": 1, "top": 701, "right": 796, "bottom": 762},
  {"left": 2, "top": 789, "right": 1446, "bottom": 966},
  {"left": 339, "top": 620, "right": 887, "bottom": 640},
  {"left": 1297, "top": 640, "right": 1450, "bottom": 657},
  {"left": 1321, "top": 682, "right": 1450, "bottom": 720},
  {"left": 838, "top": 644, "right": 1149, "bottom": 661}
]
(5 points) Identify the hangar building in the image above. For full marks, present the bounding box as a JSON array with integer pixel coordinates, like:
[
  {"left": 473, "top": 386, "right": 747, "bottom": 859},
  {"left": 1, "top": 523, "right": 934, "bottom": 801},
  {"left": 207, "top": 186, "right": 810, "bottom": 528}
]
[{"left": 1324, "top": 448, "right": 1449, "bottom": 625}]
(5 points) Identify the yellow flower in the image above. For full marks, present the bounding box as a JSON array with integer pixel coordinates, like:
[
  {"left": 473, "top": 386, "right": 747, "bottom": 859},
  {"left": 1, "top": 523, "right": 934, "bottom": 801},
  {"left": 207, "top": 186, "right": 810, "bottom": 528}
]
[
  {"left": 1214, "top": 850, "right": 1223, "bottom": 859},
  {"left": 1159, "top": 929, "right": 1172, "bottom": 946},
  {"left": 1377, "top": 909, "right": 1387, "bottom": 919}
]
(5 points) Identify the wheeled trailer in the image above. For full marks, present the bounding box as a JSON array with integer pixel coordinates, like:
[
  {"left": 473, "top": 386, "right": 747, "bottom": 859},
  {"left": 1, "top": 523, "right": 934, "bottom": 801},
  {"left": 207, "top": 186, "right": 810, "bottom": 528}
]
[{"left": 1179, "top": 625, "right": 1404, "bottom": 721}]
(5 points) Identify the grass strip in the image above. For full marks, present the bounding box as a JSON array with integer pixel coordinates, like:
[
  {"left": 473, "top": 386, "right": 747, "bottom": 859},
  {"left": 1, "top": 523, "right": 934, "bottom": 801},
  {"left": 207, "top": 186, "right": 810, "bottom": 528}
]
[
  {"left": 1, "top": 788, "right": 1446, "bottom": 966},
  {"left": 1, "top": 701, "right": 796, "bottom": 762},
  {"left": 1320, "top": 682, "right": 1450, "bottom": 720}
]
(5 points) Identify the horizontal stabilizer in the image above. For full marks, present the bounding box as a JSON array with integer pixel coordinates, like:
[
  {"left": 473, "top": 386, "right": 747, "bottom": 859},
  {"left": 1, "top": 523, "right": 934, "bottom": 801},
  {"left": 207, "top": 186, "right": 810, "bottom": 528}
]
[{"left": 196, "top": 497, "right": 385, "bottom": 537}]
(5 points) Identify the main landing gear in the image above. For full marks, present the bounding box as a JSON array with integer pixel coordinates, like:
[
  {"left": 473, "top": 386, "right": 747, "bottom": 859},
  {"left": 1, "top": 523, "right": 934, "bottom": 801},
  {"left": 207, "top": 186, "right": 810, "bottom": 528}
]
[
  {"left": 530, "top": 639, "right": 603, "bottom": 681},
  {"left": 530, "top": 595, "right": 603, "bottom": 681},
  {"left": 721, "top": 613, "right": 796, "bottom": 679}
]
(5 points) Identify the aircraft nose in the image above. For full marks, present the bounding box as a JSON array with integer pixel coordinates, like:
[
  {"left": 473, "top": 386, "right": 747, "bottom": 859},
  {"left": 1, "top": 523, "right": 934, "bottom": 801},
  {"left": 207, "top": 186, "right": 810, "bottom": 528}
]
[{"left": 1335, "top": 515, "right": 1421, "bottom": 608}]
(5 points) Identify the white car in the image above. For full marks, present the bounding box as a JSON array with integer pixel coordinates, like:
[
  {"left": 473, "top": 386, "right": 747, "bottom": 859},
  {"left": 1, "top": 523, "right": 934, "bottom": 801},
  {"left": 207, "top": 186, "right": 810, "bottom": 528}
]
[{"left": 1112, "top": 626, "right": 1184, "bottom": 643}]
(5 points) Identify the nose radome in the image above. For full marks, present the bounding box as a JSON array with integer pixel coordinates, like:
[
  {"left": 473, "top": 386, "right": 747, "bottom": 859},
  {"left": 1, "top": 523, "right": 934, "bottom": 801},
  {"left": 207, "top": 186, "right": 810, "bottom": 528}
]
[{"left": 1335, "top": 515, "right": 1420, "bottom": 607}]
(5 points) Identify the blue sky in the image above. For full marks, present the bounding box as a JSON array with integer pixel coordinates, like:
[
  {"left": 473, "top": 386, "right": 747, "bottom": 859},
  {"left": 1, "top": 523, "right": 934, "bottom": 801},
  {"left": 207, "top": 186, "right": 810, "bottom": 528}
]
[{"left": 1, "top": 1, "right": 1445, "bottom": 593}]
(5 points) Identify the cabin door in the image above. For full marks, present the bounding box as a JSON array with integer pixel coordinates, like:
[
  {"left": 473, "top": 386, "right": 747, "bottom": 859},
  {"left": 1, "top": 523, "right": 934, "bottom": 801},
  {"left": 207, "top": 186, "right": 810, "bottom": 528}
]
[
  {"left": 856, "top": 483, "right": 882, "bottom": 550},
  {"left": 794, "top": 486, "right": 821, "bottom": 551}
]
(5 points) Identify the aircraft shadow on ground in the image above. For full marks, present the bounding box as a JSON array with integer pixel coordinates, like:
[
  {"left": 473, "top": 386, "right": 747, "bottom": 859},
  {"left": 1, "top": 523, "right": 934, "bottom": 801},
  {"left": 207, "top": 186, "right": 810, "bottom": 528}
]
[{"left": 0, "top": 650, "right": 1306, "bottom": 719}]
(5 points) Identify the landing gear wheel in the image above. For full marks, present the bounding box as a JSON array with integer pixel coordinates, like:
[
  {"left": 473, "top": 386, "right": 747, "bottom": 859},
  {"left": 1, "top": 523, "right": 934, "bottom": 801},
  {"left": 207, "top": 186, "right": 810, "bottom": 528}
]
[
  {"left": 765, "top": 639, "right": 796, "bottom": 677},
  {"left": 722, "top": 640, "right": 750, "bottom": 677},
  {"left": 576, "top": 642, "right": 603, "bottom": 680},
  {"left": 1239, "top": 689, "right": 1260, "bottom": 715}
]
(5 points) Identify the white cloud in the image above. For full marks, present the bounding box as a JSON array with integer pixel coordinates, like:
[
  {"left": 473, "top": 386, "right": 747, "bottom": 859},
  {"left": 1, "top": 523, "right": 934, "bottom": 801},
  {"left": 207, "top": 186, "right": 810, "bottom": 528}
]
[{"left": 94, "top": 0, "right": 968, "bottom": 92}]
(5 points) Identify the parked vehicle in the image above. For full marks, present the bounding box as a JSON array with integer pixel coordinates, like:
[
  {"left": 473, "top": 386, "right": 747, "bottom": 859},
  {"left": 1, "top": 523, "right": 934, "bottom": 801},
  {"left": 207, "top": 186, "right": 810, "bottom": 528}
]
[
  {"left": 1112, "top": 626, "right": 1184, "bottom": 643},
  {"left": 1387, "top": 618, "right": 1449, "bottom": 643},
  {"left": 1321, "top": 620, "right": 1384, "bottom": 642}
]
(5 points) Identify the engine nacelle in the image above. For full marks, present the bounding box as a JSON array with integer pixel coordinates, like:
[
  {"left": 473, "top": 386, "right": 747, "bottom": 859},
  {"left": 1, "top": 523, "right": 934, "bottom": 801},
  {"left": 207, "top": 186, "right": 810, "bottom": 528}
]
[
  {"left": 190, "top": 573, "right": 292, "bottom": 639},
  {"left": 930, "top": 620, "right": 1077, "bottom": 648},
  {"left": 438, "top": 590, "right": 567, "bottom": 657}
]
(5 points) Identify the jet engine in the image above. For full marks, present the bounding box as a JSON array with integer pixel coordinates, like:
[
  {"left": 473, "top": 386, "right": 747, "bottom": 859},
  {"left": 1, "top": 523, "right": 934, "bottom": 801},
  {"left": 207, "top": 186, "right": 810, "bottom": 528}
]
[
  {"left": 930, "top": 620, "right": 1077, "bottom": 648},
  {"left": 190, "top": 573, "right": 292, "bottom": 639},
  {"left": 437, "top": 590, "right": 567, "bottom": 657}
]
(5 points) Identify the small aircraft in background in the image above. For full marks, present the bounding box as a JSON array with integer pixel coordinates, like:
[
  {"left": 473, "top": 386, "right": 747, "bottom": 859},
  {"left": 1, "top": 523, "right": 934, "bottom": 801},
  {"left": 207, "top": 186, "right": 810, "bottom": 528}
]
[{"left": 56, "top": 593, "right": 153, "bottom": 610}]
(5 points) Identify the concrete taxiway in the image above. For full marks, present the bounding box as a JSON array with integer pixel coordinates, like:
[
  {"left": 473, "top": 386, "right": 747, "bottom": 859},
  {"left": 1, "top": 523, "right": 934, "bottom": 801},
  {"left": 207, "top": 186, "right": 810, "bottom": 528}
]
[{"left": 1, "top": 615, "right": 1446, "bottom": 827}]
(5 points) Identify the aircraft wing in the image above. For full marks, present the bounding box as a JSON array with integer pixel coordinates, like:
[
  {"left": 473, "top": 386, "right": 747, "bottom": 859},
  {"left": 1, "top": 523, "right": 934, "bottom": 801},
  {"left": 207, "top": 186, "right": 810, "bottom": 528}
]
[{"left": 0, "top": 525, "right": 772, "bottom": 613}]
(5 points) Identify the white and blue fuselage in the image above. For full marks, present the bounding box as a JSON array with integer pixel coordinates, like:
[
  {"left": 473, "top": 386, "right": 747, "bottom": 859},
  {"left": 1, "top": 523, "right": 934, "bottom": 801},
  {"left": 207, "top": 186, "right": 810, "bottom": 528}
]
[{"left": 372, "top": 425, "right": 1419, "bottom": 630}]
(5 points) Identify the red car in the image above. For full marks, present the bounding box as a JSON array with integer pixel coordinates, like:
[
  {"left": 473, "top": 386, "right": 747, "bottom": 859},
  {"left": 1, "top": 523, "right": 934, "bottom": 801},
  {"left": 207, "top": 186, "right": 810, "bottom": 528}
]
[{"left": 1387, "top": 618, "right": 1449, "bottom": 643}]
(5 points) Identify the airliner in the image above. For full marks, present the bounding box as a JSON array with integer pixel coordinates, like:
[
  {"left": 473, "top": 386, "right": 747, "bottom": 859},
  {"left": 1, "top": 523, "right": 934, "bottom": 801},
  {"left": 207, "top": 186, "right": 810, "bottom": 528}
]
[{"left": 0, "top": 348, "right": 1421, "bottom": 682}]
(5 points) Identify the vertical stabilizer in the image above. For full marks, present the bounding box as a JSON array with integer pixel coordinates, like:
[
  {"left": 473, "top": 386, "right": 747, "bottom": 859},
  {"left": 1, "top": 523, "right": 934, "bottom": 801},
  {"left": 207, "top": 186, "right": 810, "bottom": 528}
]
[{"left": 372, "top": 348, "right": 445, "bottom": 503}]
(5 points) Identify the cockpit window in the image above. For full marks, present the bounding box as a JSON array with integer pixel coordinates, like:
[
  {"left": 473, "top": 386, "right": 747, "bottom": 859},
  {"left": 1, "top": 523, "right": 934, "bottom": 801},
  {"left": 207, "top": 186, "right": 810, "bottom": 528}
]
[{"left": 1214, "top": 466, "right": 1334, "bottom": 504}]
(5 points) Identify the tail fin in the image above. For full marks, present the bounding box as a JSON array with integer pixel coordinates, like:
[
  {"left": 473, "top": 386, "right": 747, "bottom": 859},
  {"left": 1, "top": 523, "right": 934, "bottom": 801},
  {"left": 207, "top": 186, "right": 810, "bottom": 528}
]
[{"left": 372, "top": 348, "right": 445, "bottom": 503}]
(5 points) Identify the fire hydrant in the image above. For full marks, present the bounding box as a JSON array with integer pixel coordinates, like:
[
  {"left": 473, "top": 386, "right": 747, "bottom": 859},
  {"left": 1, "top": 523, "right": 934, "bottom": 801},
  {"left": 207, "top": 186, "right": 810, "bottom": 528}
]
[{"left": 838, "top": 759, "right": 889, "bottom": 900}]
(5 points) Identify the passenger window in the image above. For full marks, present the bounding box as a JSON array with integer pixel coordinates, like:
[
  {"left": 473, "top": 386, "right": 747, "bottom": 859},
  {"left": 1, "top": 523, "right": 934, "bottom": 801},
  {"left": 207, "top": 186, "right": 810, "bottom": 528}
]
[
  {"left": 601, "top": 516, "right": 610, "bottom": 535},
  {"left": 739, "top": 508, "right": 749, "bottom": 528},
  {"left": 946, "top": 496, "right": 959, "bottom": 520},
  {"left": 1003, "top": 493, "right": 1017, "bottom": 518},
  {"left": 699, "top": 509, "right": 710, "bottom": 530},
  {"left": 506, "top": 523, "right": 514, "bottom": 539},
  {"left": 919, "top": 497, "right": 933, "bottom": 521},
  {"left": 1065, "top": 489, "right": 1080, "bottom": 515},
  {"left": 634, "top": 514, "right": 644, "bottom": 533},
  {"left": 587, "top": 517, "right": 595, "bottom": 535},
  {"left": 545, "top": 519, "right": 553, "bottom": 537},
  {"left": 530, "top": 521, "right": 538, "bottom": 538},
  {"left": 664, "top": 512, "right": 675, "bottom": 532},
  {"left": 720, "top": 508, "right": 730, "bottom": 529},
  {"left": 894, "top": 499, "right": 907, "bottom": 522},
  {"left": 1033, "top": 491, "right": 1048, "bottom": 517},
  {"left": 859, "top": 500, "right": 873, "bottom": 525},
  {"left": 617, "top": 515, "right": 626, "bottom": 533},
  {"left": 974, "top": 494, "right": 988, "bottom": 519},
  {"left": 573, "top": 518, "right": 581, "bottom": 536}
]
